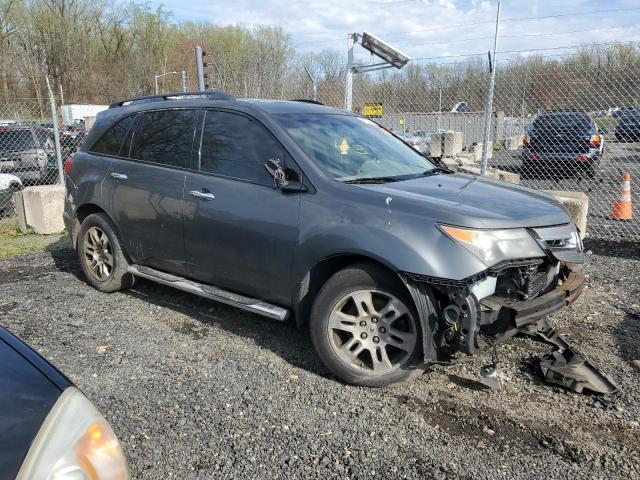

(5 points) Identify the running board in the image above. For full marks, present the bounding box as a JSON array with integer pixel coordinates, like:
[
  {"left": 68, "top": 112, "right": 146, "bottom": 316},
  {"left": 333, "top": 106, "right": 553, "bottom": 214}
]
[{"left": 127, "top": 265, "right": 289, "bottom": 322}]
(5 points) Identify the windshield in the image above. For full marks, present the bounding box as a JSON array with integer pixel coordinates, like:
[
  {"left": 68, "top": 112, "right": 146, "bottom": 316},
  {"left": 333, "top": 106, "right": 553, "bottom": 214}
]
[
  {"left": 0, "top": 129, "right": 37, "bottom": 152},
  {"left": 276, "top": 113, "right": 435, "bottom": 182}
]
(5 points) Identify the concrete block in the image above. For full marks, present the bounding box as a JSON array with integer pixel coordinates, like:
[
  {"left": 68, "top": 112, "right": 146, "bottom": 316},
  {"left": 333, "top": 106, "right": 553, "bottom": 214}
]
[
  {"left": 543, "top": 190, "right": 588, "bottom": 239},
  {"left": 429, "top": 132, "right": 444, "bottom": 157},
  {"left": 468, "top": 143, "right": 483, "bottom": 161},
  {"left": 440, "top": 157, "right": 462, "bottom": 171},
  {"left": 455, "top": 152, "right": 477, "bottom": 165},
  {"left": 505, "top": 135, "right": 524, "bottom": 150},
  {"left": 493, "top": 169, "right": 521, "bottom": 184},
  {"left": 443, "top": 131, "right": 463, "bottom": 157},
  {"left": 18, "top": 185, "right": 65, "bottom": 234},
  {"left": 468, "top": 142, "right": 493, "bottom": 160},
  {"left": 14, "top": 190, "right": 28, "bottom": 232}
]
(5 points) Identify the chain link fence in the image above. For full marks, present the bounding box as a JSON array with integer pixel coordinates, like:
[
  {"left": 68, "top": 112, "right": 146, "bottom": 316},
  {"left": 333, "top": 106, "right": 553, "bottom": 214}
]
[
  {"left": 345, "top": 57, "right": 640, "bottom": 241},
  {"left": 2, "top": 49, "right": 638, "bottom": 241},
  {"left": 0, "top": 98, "right": 58, "bottom": 217}
]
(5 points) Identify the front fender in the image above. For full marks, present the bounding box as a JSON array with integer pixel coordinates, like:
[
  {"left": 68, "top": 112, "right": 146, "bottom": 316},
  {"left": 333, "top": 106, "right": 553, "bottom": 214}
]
[{"left": 293, "top": 192, "right": 486, "bottom": 284}]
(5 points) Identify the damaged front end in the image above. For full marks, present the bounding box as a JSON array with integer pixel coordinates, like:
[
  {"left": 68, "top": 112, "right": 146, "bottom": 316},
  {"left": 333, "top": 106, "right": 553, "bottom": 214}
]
[{"left": 402, "top": 223, "right": 618, "bottom": 394}]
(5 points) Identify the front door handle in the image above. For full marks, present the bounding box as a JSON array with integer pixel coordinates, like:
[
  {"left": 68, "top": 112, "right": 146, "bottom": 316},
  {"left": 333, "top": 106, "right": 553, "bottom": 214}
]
[
  {"left": 189, "top": 190, "right": 215, "bottom": 200},
  {"left": 110, "top": 172, "right": 128, "bottom": 180}
]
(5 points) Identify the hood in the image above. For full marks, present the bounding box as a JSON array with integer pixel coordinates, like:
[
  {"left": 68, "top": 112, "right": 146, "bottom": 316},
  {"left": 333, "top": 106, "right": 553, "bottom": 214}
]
[{"left": 359, "top": 173, "right": 571, "bottom": 229}]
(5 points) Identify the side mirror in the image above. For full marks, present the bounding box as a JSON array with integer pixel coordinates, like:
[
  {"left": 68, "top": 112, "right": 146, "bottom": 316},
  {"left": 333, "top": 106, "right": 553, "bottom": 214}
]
[{"left": 264, "top": 158, "right": 289, "bottom": 189}]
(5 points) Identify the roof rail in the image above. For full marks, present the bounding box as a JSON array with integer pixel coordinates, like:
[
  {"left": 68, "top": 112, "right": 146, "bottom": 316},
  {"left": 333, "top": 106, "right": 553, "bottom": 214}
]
[
  {"left": 291, "top": 99, "right": 325, "bottom": 106},
  {"left": 109, "top": 90, "right": 235, "bottom": 109}
]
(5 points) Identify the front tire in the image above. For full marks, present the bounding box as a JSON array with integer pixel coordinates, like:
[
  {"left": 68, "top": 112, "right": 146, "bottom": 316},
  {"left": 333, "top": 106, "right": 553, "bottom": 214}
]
[
  {"left": 310, "top": 263, "right": 424, "bottom": 387},
  {"left": 77, "top": 213, "right": 135, "bottom": 293}
]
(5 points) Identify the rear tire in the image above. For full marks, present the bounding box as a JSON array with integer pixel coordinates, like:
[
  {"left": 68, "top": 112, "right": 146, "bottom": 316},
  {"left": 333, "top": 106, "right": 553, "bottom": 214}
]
[
  {"left": 310, "top": 263, "right": 425, "bottom": 387},
  {"left": 77, "top": 213, "right": 135, "bottom": 293}
]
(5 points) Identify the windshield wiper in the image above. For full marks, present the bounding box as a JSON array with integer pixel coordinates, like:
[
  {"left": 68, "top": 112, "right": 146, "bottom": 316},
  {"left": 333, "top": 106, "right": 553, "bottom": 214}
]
[
  {"left": 419, "top": 166, "right": 453, "bottom": 177},
  {"left": 344, "top": 176, "right": 402, "bottom": 184}
]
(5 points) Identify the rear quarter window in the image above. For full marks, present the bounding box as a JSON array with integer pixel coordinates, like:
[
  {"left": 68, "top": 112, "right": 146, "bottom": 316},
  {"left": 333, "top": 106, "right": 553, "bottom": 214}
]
[{"left": 89, "top": 115, "right": 136, "bottom": 156}]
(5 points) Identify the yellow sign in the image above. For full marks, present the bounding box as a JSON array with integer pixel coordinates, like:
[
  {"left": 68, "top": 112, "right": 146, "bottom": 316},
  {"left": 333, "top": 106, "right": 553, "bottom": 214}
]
[
  {"left": 363, "top": 103, "right": 383, "bottom": 118},
  {"left": 399, "top": 118, "right": 405, "bottom": 125}
]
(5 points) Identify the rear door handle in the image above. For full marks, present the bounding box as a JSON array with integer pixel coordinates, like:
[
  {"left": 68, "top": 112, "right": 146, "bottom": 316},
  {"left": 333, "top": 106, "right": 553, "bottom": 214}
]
[
  {"left": 110, "top": 172, "right": 128, "bottom": 180},
  {"left": 189, "top": 190, "right": 215, "bottom": 200}
]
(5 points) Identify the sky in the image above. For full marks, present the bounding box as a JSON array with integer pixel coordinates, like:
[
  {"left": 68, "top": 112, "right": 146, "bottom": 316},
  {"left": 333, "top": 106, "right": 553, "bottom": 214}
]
[{"left": 148, "top": 0, "right": 640, "bottom": 65}]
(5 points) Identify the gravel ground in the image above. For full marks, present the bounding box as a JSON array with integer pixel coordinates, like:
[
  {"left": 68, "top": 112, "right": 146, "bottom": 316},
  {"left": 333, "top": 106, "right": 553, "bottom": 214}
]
[{"left": 1, "top": 237, "right": 639, "bottom": 479}]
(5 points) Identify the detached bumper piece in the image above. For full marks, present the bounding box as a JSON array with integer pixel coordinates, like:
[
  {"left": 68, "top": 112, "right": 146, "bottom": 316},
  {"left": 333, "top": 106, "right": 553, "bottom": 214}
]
[
  {"left": 534, "top": 319, "right": 618, "bottom": 394},
  {"left": 480, "top": 271, "right": 585, "bottom": 329}
]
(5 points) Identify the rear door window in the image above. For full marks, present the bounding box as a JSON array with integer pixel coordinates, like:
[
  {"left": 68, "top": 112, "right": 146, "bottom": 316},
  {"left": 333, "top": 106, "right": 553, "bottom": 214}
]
[
  {"left": 130, "top": 109, "right": 197, "bottom": 169},
  {"left": 199, "top": 110, "right": 283, "bottom": 186},
  {"left": 90, "top": 115, "right": 135, "bottom": 156}
]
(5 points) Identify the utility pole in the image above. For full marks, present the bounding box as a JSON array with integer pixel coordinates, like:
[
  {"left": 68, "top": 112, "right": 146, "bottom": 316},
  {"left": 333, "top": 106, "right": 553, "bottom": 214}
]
[
  {"left": 344, "top": 33, "right": 356, "bottom": 111},
  {"left": 304, "top": 65, "right": 317, "bottom": 101},
  {"left": 195, "top": 46, "right": 206, "bottom": 92},
  {"left": 45, "top": 77, "right": 64, "bottom": 186},
  {"left": 480, "top": 1, "right": 501, "bottom": 175}
]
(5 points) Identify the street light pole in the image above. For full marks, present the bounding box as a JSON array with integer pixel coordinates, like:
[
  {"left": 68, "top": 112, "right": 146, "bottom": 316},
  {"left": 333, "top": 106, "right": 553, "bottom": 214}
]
[
  {"left": 480, "top": 1, "right": 501, "bottom": 175},
  {"left": 303, "top": 65, "right": 317, "bottom": 101},
  {"left": 154, "top": 71, "right": 178, "bottom": 95}
]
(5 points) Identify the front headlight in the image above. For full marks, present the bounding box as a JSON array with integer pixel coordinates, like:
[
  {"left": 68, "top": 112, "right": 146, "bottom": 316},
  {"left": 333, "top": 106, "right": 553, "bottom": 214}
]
[
  {"left": 439, "top": 225, "right": 545, "bottom": 267},
  {"left": 17, "top": 387, "right": 128, "bottom": 480}
]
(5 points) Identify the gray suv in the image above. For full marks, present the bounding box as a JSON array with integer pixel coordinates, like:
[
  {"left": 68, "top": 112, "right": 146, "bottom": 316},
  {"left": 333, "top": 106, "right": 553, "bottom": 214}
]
[{"left": 64, "top": 92, "right": 585, "bottom": 387}]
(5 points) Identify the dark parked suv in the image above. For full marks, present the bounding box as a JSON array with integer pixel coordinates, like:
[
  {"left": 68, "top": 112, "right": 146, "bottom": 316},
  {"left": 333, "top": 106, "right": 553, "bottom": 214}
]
[
  {"left": 64, "top": 92, "right": 585, "bottom": 387},
  {"left": 522, "top": 112, "right": 604, "bottom": 177},
  {"left": 615, "top": 107, "right": 640, "bottom": 142},
  {"left": 0, "top": 124, "right": 56, "bottom": 183}
]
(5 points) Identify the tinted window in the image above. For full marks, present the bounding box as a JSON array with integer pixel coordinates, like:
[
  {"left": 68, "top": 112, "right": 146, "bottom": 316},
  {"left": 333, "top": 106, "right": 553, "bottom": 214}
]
[
  {"left": 533, "top": 114, "right": 591, "bottom": 131},
  {"left": 90, "top": 115, "right": 135, "bottom": 156},
  {"left": 619, "top": 109, "right": 640, "bottom": 123},
  {"left": 200, "top": 111, "right": 282, "bottom": 185},
  {"left": 130, "top": 109, "right": 197, "bottom": 168},
  {"left": 0, "top": 129, "right": 36, "bottom": 152}
]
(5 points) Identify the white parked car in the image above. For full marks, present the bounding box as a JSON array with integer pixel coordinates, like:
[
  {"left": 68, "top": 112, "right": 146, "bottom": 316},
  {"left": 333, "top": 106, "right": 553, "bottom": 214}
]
[
  {"left": 403, "top": 129, "right": 436, "bottom": 154},
  {"left": 0, "top": 173, "right": 22, "bottom": 213}
]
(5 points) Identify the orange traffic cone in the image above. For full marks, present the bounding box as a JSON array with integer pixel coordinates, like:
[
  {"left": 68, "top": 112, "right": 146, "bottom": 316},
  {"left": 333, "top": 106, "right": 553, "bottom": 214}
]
[{"left": 610, "top": 172, "right": 632, "bottom": 221}]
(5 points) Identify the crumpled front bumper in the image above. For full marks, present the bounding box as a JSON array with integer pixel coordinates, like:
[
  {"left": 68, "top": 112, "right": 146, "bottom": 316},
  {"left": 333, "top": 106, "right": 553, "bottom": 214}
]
[{"left": 479, "top": 268, "right": 585, "bottom": 329}]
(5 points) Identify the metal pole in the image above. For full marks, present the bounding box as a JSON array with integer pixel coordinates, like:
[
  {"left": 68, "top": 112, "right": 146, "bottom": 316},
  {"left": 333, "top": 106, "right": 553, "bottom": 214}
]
[
  {"left": 438, "top": 86, "right": 442, "bottom": 130},
  {"left": 154, "top": 75, "right": 159, "bottom": 95},
  {"left": 45, "top": 76, "right": 64, "bottom": 186},
  {"left": 480, "top": 1, "right": 501, "bottom": 175},
  {"left": 195, "top": 46, "right": 205, "bottom": 92},
  {"left": 304, "top": 66, "right": 317, "bottom": 101},
  {"left": 59, "top": 83, "right": 64, "bottom": 106},
  {"left": 344, "top": 34, "right": 355, "bottom": 111},
  {"left": 180, "top": 70, "right": 188, "bottom": 92}
]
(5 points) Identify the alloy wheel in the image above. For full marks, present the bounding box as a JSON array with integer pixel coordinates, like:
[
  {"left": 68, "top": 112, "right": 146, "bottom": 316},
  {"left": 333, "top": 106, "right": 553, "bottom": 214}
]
[
  {"left": 327, "top": 289, "right": 418, "bottom": 374},
  {"left": 83, "top": 226, "right": 114, "bottom": 281}
]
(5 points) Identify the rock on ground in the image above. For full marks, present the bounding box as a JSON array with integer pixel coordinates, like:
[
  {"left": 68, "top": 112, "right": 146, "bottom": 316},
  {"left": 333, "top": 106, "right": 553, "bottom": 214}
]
[{"left": 1, "top": 237, "right": 639, "bottom": 479}]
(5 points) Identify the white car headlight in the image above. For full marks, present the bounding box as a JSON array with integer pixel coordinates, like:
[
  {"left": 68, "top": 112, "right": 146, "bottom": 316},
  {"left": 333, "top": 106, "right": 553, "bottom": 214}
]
[
  {"left": 440, "top": 225, "right": 545, "bottom": 267},
  {"left": 17, "top": 387, "right": 128, "bottom": 480}
]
